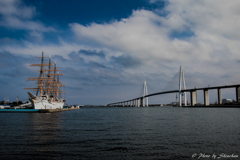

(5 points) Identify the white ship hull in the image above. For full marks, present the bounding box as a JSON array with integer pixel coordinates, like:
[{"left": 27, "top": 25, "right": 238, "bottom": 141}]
[{"left": 29, "top": 96, "right": 64, "bottom": 109}]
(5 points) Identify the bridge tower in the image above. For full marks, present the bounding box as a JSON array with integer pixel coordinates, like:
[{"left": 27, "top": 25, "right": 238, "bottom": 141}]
[
  {"left": 179, "top": 66, "right": 187, "bottom": 106},
  {"left": 143, "top": 81, "right": 148, "bottom": 107}
]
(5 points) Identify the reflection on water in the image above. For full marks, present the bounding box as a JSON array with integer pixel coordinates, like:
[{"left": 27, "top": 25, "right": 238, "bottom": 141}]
[
  {"left": 0, "top": 107, "right": 240, "bottom": 160},
  {"left": 0, "top": 112, "right": 64, "bottom": 159},
  {"left": 27, "top": 113, "right": 63, "bottom": 152}
]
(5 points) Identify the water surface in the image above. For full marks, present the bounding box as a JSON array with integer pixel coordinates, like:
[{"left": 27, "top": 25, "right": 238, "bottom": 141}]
[{"left": 0, "top": 107, "right": 239, "bottom": 159}]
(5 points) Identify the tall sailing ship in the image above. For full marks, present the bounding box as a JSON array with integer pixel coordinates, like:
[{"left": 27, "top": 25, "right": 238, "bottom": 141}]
[{"left": 24, "top": 52, "right": 66, "bottom": 109}]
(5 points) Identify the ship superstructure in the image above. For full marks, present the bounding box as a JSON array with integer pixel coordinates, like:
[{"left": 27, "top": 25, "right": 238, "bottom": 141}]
[{"left": 24, "top": 52, "right": 66, "bottom": 109}]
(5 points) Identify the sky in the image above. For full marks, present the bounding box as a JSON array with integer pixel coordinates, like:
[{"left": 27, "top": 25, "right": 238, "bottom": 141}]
[{"left": 1, "top": 0, "right": 240, "bottom": 105}]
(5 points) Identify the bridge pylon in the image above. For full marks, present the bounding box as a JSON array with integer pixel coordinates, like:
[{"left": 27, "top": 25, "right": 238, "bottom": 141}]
[
  {"left": 179, "top": 66, "right": 187, "bottom": 106},
  {"left": 143, "top": 81, "right": 148, "bottom": 107}
]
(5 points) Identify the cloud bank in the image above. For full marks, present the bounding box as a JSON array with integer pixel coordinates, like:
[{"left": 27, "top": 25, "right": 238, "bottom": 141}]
[{"left": 1, "top": 0, "right": 240, "bottom": 104}]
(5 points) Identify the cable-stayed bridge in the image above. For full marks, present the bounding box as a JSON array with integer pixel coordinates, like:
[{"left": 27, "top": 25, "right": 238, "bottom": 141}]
[{"left": 107, "top": 66, "right": 240, "bottom": 107}]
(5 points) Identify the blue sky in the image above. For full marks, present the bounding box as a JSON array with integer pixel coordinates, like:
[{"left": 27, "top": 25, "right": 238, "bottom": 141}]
[{"left": 1, "top": 0, "right": 240, "bottom": 105}]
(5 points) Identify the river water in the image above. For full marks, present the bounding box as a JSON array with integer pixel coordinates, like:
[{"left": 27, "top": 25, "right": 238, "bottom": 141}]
[{"left": 0, "top": 107, "right": 239, "bottom": 160}]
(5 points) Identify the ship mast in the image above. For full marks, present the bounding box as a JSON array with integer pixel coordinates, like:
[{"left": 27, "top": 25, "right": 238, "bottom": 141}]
[
  {"left": 36, "top": 51, "right": 46, "bottom": 98},
  {"left": 50, "top": 62, "right": 65, "bottom": 101},
  {"left": 53, "top": 62, "right": 57, "bottom": 100},
  {"left": 35, "top": 51, "right": 44, "bottom": 97},
  {"left": 57, "top": 68, "right": 60, "bottom": 99},
  {"left": 47, "top": 55, "right": 51, "bottom": 97},
  {"left": 24, "top": 52, "right": 66, "bottom": 99}
]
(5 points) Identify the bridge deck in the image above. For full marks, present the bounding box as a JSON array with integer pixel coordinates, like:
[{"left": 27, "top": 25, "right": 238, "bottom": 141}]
[{"left": 108, "top": 84, "right": 240, "bottom": 105}]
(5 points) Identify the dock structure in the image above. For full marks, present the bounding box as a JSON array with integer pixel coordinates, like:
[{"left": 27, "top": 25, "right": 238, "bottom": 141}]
[{"left": 0, "top": 107, "right": 79, "bottom": 113}]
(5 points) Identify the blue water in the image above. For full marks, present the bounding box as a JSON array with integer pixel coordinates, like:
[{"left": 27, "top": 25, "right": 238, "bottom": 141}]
[
  {"left": 0, "top": 109, "right": 39, "bottom": 112},
  {"left": 0, "top": 107, "right": 239, "bottom": 160}
]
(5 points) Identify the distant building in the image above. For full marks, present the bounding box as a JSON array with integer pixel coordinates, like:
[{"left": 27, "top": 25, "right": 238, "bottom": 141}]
[{"left": 222, "top": 99, "right": 233, "bottom": 104}]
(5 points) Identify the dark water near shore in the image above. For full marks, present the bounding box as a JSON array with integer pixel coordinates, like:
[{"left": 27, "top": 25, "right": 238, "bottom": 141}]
[{"left": 0, "top": 107, "right": 239, "bottom": 160}]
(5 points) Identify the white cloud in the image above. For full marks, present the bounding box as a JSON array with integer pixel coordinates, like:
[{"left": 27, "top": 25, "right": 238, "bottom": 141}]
[
  {"left": 69, "top": 9, "right": 197, "bottom": 65},
  {"left": 0, "top": 0, "right": 36, "bottom": 19},
  {"left": 0, "top": 39, "right": 110, "bottom": 65},
  {"left": 68, "top": 0, "right": 240, "bottom": 82},
  {"left": 3, "top": 0, "right": 240, "bottom": 85},
  {"left": 0, "top": 0, "right": 55, "bottom": 32},
  {"left": 27, "top": 31, "right": 43, "bottom": 42},
  {"left": 2, "top": 16, "right": 55, "bottom": 32},
  {"left": 70, "top": 10, "right": 169, "bottom": 59},
  {"left": 164, "top": 0, "right": 240, "bottom": 56}
]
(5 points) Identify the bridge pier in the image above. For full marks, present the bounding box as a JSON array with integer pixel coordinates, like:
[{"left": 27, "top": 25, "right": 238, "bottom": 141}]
[
  {"left": 236, "top": 87, "right": 240, "bottom": 103},
  {"left": 190, "top": 90, "right": 197, "bottom": 106},
  {"left": 145, "top": 97, "right": 148, "bottom": 107},
  {"left": 204, "top": 89, "right": 209, "bottom": 106},
  {"left": 217, "top": 88, "right": 222, "bottom": 104},
  {"left": 140, "top": 98, "right": 143, "bottom": 107}
]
